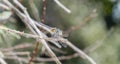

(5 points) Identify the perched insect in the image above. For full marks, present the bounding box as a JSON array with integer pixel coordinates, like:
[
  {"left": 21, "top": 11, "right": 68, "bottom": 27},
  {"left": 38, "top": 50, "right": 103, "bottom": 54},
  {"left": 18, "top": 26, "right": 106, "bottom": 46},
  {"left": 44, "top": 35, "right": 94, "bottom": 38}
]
[{"left": 50, "top": 28, "right": 63, "bottom": 37}]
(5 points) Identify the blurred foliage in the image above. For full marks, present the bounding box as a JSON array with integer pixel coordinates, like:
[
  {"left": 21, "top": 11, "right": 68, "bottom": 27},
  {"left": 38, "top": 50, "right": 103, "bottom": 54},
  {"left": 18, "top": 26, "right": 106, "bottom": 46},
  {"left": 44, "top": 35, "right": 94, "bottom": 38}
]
[{"left": 103, "top": 0, "right": 113, "bottom": 15}]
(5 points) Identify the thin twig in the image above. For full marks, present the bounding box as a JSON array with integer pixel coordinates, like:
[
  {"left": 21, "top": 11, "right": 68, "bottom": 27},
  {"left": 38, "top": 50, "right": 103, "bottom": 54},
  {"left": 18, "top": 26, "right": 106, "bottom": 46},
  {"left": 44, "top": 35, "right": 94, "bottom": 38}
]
[
  {"left": 4, "top": 53, "right": 78, "bottom": 62},
  {"left": 84, "top": 28, "right": 114, "bottom": 53},
  {"left": 0, "top": 57, "right": 7, "bottom": 64},
  {"left": 4, "top": 51, "right": 30, "bottom": 56},
  {"left": 29, "top": 41, "right": 39, "bottom": 64},
  {"left": 49, "top": 44, "right": 66, "bottom": 54},
  {"left": 34, "top": 53, "right": 79, "bottom": 62},
  {"left": 54, "top": 0, "right": 71, "bottom": 13},
  {"left": 1, "top": 43, "right": 33, "bottom": 52},
  {"left": 60, "top": 38, "right": 96, "bottom": 64},
  {"left": 29, "top": 0, "right": 41, "bottom": 22},
  {"left": 4, "top": 56, "right": 28, "bottom": 63},
  {"left": 0, "top": 3, "right": 10, "bottom": 10},
  {"left": 41, "top": 0, "right": 46, "bottom": 23},
  {"left": 65, "top": 9, "right": 97, "bottom": 34},
  {"left": 0, "top": 51, "right": 7, "bottom": 64}
]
